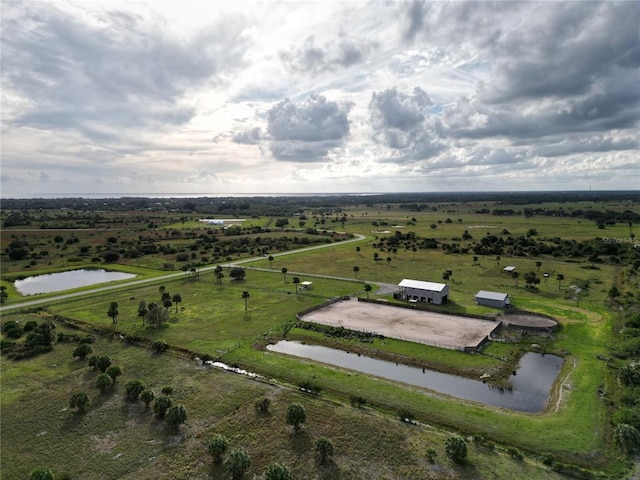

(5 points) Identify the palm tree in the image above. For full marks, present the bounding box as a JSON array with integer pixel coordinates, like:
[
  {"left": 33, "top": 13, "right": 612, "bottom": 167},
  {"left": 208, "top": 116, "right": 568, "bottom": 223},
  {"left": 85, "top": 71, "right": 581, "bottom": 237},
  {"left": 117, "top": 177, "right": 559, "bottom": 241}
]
[
  {"left": 353, "top": 266, "right": 359, "bottom": 279},
  {"left": 535, "top": 261, "right": 542, "bottom": 272},
  {"left": 364, "top": 284, "right": 372, "bottom": 300},
  {"left": 242, "top": 291, "right": 250, "bottom": 312},
  {"left": 172, "top": 293, "right": 182, "bottom": 313},
  {"left": 268, "top": 255, "right": 274, "bottom": 268},
  {"left": 281, "top": 267, "right": 288, "bottom": 282},
  {"left": 107, "top": 301, "right": 119, "bottom": 324},
  {"left": 512, "top": 271, "right": 519, "bottom": 287},
  {"left": 292, "top": 277, "right": 300, "bottom": 294},
  {"left": 557, "top": 273, "right": 564, "bottom": 290}
]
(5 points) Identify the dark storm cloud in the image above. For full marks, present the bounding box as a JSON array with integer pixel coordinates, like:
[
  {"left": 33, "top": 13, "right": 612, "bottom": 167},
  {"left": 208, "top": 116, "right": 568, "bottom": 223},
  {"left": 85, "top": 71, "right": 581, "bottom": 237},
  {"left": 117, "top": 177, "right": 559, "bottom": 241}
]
[
  {"left": 280, "top": 34, "right": 374, "bottom": 75},
  {"left": 399, "top": 1, "right": 640, "bottom": 159},
  {"left": 1, "top": 3, "right": 249, "bottom": 141},
  {"left": 267, "top": 95, "right": 351, "bottom": 161},
  {"left": 478, "top": 2, "right": 640, "bottom": 103},
  {"left": 369, "top": 87, "right": 443, "bottom": 160}
]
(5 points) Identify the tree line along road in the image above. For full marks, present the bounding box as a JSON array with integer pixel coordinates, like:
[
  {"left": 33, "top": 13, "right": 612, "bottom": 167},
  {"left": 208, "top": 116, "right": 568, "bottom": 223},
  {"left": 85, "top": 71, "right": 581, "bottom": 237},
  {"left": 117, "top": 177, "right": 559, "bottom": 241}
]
[{"left": 0, "top": 234, "right": 367, "bottom": 313}]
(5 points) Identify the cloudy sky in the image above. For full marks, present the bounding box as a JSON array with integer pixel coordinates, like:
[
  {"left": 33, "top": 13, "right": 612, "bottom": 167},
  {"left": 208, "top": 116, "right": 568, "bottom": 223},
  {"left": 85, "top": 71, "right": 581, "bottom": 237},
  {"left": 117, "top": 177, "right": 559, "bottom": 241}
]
[{"left": 1, "top": 0, "right": 639, "bottom": 197}]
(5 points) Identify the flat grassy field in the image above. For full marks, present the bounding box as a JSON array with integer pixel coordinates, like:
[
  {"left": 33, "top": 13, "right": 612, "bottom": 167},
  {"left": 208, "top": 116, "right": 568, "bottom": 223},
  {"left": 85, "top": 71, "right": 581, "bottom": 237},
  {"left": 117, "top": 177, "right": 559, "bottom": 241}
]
[
  {"left": 0, "top": 320, "right": 579, "bottom": 480},
  {"left": 2, "top": 197, "right": 638, "bottom": 479}
]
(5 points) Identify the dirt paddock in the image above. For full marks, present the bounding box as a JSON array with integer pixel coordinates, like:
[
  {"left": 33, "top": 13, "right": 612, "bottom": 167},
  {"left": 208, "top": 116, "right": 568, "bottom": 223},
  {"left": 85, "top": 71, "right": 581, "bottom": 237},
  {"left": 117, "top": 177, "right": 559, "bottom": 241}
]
[{"left": 299, "top": 299, "right": 500, "bottom": 351}]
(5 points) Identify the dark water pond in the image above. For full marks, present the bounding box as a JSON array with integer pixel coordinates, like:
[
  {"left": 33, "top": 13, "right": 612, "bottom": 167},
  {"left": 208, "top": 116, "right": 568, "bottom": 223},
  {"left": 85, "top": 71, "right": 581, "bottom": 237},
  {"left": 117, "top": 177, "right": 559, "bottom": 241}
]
[
  {"left": 14, "top": 269, "right": 137, "bottom": 295},
  {"left": 266, "top": 341, "right": 563, "bottom": 413}
]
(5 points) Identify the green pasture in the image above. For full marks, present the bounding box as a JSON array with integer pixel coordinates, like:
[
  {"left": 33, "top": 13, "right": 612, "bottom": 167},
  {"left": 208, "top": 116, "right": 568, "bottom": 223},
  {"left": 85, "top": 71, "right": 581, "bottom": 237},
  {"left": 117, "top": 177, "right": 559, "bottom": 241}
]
[
  {"left": 28, "top": 263, "right": 618, "bottom": 469},
  {"left": 1, "top": 198, "right": 637, "bottom": 478},
  {"left": 1, "top": 325, "right": 581, "bottom": 480}
]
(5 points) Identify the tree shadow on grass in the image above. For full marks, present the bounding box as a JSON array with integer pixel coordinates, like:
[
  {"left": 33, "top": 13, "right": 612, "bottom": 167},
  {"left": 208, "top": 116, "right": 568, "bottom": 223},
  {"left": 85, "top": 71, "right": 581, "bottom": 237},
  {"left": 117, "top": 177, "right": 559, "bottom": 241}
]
[
  {"left": 316, "top": 459, "right": 341, "bottom": 480},
  {"left": 289, "top": 429, "right": 313, "bottom": 455},
  {"left": 207, "top": 463, "right": 227, "bottom": 479},
  {"left": 450, "top": 459, "right": 482, "bottom": 478}
]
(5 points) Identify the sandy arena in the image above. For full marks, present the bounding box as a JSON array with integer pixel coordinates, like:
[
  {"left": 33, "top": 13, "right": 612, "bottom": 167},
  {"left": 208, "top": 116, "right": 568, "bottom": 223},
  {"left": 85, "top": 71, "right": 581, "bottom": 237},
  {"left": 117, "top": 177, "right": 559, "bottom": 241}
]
[{"left": 299, "top": 299, "right": 500, "bottom": 350}]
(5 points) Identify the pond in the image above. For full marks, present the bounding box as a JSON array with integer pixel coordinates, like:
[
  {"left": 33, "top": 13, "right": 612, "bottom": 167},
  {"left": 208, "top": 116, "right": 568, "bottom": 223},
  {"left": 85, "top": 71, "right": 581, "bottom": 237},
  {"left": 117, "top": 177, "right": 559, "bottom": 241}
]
[
  {"left": 14, "top": 269, "right": 137, "bottom": 295},
  {"left": 266, "top": 341, "right": 563, "bottom": 413}
]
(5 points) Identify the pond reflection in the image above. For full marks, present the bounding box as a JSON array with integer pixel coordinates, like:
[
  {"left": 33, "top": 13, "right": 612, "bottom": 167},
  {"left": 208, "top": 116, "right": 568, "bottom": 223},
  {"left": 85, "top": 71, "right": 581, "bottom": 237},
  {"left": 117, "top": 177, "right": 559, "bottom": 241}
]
[
  {"left": 15, "top": 269, "right": 137, "bottom": 295},
  {"left": 267, "top": 340, "right": 562, "bottom": 413}
]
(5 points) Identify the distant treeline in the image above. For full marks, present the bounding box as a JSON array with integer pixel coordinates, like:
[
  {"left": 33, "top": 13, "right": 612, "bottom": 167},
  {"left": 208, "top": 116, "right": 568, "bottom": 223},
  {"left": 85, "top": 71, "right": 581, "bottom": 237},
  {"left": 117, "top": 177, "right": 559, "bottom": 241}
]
[{"left": 2, "top": 191, "right": 639, "bottom": 218}]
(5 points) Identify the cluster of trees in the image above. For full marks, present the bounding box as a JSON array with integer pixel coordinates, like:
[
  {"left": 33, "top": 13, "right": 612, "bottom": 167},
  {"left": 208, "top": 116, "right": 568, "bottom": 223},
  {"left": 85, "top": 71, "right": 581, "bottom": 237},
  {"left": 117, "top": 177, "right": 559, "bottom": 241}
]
[
  {"left": 71, "top": 371, "right": 188, "bottom": 432},
  {"left": 134, "top": 286, "right": 183, "bottom": 328},
  {"left": 1, "top": 320, "right": 55, "bottom": 359},
  {"left": 207, "top": 402, "right": 334, "bottom": 479},
  {"left": 368, "top": 228, "right": 637, "bottom": 263},
  {"left": 614, "top": 312, "right": 640, "bottom": 454}
]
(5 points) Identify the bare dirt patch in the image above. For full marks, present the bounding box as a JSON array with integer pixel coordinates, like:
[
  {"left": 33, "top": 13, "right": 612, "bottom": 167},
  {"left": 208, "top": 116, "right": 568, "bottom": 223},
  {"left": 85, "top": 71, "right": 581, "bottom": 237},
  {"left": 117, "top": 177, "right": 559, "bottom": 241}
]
[{"left": 300, "top": 299, "right": 499, "bottom": 350}]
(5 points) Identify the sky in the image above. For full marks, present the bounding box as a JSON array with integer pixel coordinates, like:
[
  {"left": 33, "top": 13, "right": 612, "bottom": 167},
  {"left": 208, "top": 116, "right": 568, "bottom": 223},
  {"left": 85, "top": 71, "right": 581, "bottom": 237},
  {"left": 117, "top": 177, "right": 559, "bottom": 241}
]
[{"left": 1, "top": 0, "right": 639, "bottom": 198}]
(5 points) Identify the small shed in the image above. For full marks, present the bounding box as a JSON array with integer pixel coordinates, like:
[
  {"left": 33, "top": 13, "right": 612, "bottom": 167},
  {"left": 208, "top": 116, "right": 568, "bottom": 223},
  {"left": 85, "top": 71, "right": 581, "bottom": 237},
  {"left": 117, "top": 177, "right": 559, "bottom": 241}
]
[
  {"left": 475, "top": 290, "right": 510, "bottom": 308},
  {"left": 398, "top": 279, "right": 449, "bottom": 305},
  {"left": 503, "top": 266, "right": 516, "bottom": 274},
  {"left": 299, "top": 281, "right": 313, "bottom": 290}
]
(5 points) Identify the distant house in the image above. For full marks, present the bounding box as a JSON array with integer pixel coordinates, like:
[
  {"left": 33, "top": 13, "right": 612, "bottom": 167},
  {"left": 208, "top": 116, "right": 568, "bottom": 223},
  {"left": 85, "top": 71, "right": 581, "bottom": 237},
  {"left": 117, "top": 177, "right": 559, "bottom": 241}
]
[
  {"left": 503, "top": 266, "right": 516, "bottom": 273},
  {"left": 397, "top": 279, "right": 449, "bottom": 305},
  {"left": 475, "top": 290, "right": 510, "bottom": 308}
]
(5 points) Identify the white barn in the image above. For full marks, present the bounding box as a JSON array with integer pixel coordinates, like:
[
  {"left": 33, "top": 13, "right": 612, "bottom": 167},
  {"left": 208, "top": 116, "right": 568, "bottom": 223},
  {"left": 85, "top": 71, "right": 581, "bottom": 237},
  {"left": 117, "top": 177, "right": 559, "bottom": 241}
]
[
  {"left": 398, "top": 279, "right": 450, "bottom": 305},
  {"left": 475, "top": 290, "right": 510, "bottom": 308}
]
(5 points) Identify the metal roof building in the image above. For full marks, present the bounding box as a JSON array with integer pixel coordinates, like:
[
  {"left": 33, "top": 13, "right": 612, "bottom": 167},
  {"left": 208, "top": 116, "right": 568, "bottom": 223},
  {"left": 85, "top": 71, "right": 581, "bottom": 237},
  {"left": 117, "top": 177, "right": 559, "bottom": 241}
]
[
  {"left": 475, "top": 290, "right": 510, "bottom": 308},
  {"left": 398, "top": 279, "right": 450, "bottom": 305}
]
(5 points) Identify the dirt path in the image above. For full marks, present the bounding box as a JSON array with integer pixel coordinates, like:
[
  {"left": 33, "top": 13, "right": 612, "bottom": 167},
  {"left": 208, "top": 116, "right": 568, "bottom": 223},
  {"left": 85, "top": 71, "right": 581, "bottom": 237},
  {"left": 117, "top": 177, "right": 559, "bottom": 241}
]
[{"left": 551, "top": 355, "right": 577, "bottom": 413}]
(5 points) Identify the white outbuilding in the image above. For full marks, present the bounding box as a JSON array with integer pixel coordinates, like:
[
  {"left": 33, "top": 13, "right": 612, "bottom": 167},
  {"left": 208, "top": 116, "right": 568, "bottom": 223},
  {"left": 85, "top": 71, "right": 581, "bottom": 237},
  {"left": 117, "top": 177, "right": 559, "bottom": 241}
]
[
  {"left": 475, "top": 290, "right": 510, "bottom": 308},
  {"left": 398, "top": 279, "right": 450, "bottom": 305}
]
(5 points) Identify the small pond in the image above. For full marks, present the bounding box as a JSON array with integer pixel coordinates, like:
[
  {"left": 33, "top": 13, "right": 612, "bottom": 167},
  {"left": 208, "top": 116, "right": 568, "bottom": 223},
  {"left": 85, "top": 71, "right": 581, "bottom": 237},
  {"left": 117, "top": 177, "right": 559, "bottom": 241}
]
[
  {"left": 14, "top": 269, "right": 137, "bottom": 295},
  {"left": 267, "top": 341, "right": 563, "bottom": 413}
]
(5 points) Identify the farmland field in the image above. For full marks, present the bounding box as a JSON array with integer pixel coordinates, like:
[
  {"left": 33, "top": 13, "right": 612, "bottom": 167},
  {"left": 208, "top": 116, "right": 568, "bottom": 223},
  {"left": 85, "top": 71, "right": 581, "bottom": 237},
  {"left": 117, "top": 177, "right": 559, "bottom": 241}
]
[{"left": 1, "top": 192, "right": 639, "bottom": 479}]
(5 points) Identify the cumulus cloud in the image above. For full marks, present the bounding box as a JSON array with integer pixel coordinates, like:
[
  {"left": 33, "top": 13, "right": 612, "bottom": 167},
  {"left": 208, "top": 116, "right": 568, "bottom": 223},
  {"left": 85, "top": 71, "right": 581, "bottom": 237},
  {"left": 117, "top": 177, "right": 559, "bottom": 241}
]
[
  {"left": 267, "top": 95, "right": 351, "bottom": 161},
  {"left": 1, "top": 2, "right": 249, "bottom": 141},
  {"left": 369, "top": 87, "right": 443, "bottom": 160},
  {"left": 232, "top": 127, "right": 262, "bottom": 145},
  {"left": 280, "top": 34, "right": 375, "bottom": 75},
  {"left": 400, "top": 0, "right": 640, "bottom": 156}
]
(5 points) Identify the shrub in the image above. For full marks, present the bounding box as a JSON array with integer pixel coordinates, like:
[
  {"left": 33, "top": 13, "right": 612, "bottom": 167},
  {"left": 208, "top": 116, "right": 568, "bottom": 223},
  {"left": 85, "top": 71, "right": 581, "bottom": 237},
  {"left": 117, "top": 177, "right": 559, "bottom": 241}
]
[
  {"left": 153, "top": 395, "right": 173, "bottom": 419},
  {"left": 314, "top": 437, "right": 335, "bottom": 464},
  {"left": 254, "top": 397, "right": 271, "bottom": 413},
  {"left": 125, "top": 380, "right": 145, "bottom": 401},
  {"left": 96, "top": 373, "right": 112, "bottom": 393},
  {"left": 140, "top": 389, "right": 155, "bottom": 408},
  {"left": 264, "top": 463, "right": 292, "bottom": 480},
  {"left": 72, "top": 344, "right": 92, "bottom": 360},
  {"left": 286, "top": 403, "right": 306, "bottom": 432},
  {"left": 161, "top": 385, "right": 173, "bottom": 396},
  {"left": 69, "top": 392, "right": 90, "bottom": 413},
  {"left": 23, "top": 320, "right": 38, "bottom": 332},
  {"left": 165, "top": 405, "right": 187, "bottom": 430},
  {"left": 152, "top": 340, "right": 169, "bottom": 353},
  {"left": 398, "top": 408, "right": 415, "bottom": 423},
  {"left": 225, "top": 448, "right": 251, "bottom": 480},
  {"left": 208, "top": 434, "right": 228, "bottom": 464},
  {"left": 29, "top": 467, "right": 54, "bottom": 480},
  {"left": 445, "top": 435, "right": 467, "bottom": 464}
]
